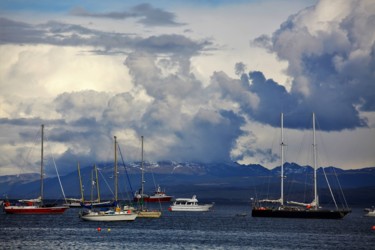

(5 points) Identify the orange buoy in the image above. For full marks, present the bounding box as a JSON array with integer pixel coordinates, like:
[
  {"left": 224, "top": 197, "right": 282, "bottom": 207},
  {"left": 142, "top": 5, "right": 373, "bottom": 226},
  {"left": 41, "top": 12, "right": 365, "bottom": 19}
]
[{"left": 97, "top": 227, "right": 101, "bottom": 232}]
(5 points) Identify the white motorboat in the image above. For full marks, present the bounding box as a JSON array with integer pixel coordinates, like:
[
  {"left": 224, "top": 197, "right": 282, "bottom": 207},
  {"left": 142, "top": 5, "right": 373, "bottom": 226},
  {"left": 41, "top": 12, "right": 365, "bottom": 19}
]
[
  {"left": 168, "top": 195, "right": 214, "bottom": 212},
  {"left": 364, "top": 207, "right": 375, "bottom": 217}
]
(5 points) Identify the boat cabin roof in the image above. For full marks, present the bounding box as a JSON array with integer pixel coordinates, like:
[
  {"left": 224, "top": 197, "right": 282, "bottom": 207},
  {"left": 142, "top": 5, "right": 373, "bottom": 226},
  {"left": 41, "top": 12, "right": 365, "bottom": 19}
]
[{"left": 175, "top": 195, "right": 198, "bottom": 203}]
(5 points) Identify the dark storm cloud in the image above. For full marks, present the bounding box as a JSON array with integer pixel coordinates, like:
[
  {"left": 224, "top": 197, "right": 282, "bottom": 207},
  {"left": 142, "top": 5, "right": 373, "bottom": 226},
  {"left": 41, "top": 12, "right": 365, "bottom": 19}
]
[
  {"left": 247, "top": 71, "right": 367, "bottom": 130},
  {"left": 70, "top": 3, "right": 186, "bottom": 27},
  {"left": 137, "top": 34, "right": 212, "bottom": 55},
  {"left": 169, "top": 109, "right": 246, "bottom": 163},
  {"left": 0, "top": 17, "right": 207, "bottom": 56},
  {"left": 247, "top": 71, "right": 298, "bottom": 128},
  {"left": 247, "top": 0, "right": 375, "bottom": 131},
  {"left": 0, "top": 117, "right": 66, "bottom": 127},
  {"left": 0, "top": 17, "right": 46, "bottom": 44},
  {"left": 234, "top": 62, "right": 246, "bottom": 76},
  {"left": 0, "top": 17, "right": 134, "bottom": 50},
  {"left": 192, "top": 109, "right": 245, "bottom": 162}
]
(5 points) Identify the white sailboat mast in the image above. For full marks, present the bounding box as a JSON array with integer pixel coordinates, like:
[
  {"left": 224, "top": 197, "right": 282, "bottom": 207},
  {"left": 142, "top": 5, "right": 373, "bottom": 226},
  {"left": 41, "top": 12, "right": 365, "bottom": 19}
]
[
  {"left": 280, "top": 113, "right": 284, "bottom": 206},
  {"left": 114, "top": 136, "right": 118, "bottom": 202},
  {"left": 77, "top": 162, "right": 84, "bottom": 202},
  {"left": 141, "top": 136, "right": 145, "bottom": 209},
  {"left": 40, "top": 124, "right": 44, "bottom": 203},
  {"left": 312, "top": 112, "right": 319, "bottom": 209},
  {"left": 95, "top": 164, "right": 100, "bottom": 202},
  {"left": 90, "top": 166, "right": 94, "bottom": 202}
]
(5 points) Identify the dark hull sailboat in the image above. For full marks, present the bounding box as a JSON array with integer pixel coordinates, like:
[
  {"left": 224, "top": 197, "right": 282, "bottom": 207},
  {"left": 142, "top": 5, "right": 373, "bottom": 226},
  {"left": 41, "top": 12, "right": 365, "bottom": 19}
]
[
  {"left": 252, "top": 113, "right": 351, "bottom": 219},
  {"left": 252, "top": 208, "right": 351, "bottom": 219}
]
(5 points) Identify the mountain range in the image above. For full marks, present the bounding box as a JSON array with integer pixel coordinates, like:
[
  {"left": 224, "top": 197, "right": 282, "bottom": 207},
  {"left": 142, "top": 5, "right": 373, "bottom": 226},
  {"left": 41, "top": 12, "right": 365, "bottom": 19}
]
[{"left": 1, "top": 161, "right": 374, "bottom": 205}]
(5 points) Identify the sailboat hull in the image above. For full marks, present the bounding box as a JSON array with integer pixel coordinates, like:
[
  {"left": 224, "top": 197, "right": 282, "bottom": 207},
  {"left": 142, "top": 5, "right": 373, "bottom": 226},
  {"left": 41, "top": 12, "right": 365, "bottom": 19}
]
[
  {"left": 79, "top": 211, "right": 137, "bottom": 221},
  {"left": 4, "top": 206, "right": 69, "bottom": 215},
  {"left": 252, "top": 208, "right": 351, "bottom": 219}
]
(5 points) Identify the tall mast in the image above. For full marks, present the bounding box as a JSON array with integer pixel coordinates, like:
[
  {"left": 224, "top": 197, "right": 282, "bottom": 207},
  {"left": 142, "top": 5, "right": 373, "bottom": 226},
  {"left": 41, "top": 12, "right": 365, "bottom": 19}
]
[
  {"left": 40, "top": 124, "right": 44, "bottom": 202},
  {"left": 77, "top": 162, "right": 84, "bottom": 202},
  {"left": 114, "top": 136, "right": 118, "bottom": 202},
  {"left": 141, "top": 135, "right": 144, "bottom": 209},
  {"left": 95, "top": 164, "right": 100, "bottom": 202},
  {"left": 90, "top": 166, "right": 94, "bottom": 203},
  {"left": 280, "top": 113, "right": 284, "bottom": 206},
  {"left": 312, "top": 112, "right": 318, "bottom": 209}
]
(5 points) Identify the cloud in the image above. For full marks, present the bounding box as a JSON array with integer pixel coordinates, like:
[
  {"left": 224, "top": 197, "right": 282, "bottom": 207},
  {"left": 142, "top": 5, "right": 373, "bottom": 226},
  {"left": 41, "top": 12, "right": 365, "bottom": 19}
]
[
  {"left": 136, "top": 34, "right": 211, "bottom": 56},
  {"left": 122, "top": 49, "right": 246, "bottom": 163},
  {"left": 0, "top": 47, "right": 249, "bottom": 174},
  {"left": 208, "top": 71, "right": 260, "bottom": 114},
  {"left": 249, "top": 0, "right": 375, "bottom": 131},
  {"left": 55, "top": 90, "right": 111, "bottom": 122},
  {"left": 0, "top": 17, "right": 131, "bottom": 52},
  {"left": 234, "top": 62, "right": 246, "bottom": 76},
  {"left": 70, "top": 3, "right": 186, "bottom": 27},
  {"left": 0, "top": 17, "right": 208, "bottom": 56},
  {"left": 0, "top": 0, "right": 374, "bottom": 175}
]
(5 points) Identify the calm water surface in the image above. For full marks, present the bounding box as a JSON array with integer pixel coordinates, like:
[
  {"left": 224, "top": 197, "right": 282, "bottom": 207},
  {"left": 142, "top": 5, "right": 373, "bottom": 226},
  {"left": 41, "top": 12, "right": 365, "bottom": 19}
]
[{"left": 1, "top": 203, "right": 374, "bottom": 249}]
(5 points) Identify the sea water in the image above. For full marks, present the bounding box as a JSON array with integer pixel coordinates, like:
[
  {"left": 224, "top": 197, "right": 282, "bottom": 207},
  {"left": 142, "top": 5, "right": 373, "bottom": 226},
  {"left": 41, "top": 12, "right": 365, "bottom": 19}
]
[{"left": 1, "top": 203, "right": 374, "bottom": 249}]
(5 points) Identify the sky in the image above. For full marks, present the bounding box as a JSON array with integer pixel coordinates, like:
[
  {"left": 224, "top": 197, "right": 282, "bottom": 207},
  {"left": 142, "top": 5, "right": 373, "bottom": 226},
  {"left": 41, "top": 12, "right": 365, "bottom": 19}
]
[{"left": 0, "top": 0, "right": 374, "bottom": 176}]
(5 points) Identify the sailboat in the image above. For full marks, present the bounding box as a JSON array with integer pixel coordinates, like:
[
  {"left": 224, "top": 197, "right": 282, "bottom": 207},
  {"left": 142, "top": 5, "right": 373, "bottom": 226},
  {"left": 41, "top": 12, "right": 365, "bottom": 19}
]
[
  {"left": 64, "top": 163, "right": 113, "bottom": 208},
  {"left": 252, "top": 113, "right": 351, "bottom": 219},
  {"left": 134, "top": 136, "right": 162, "bottom": 218},
  {"left": 4, "top": 125, "right": 69, "bottom": 214},
  {"left": 79, "top": 136, "right": 137, "bottom": 221},
  {"left": 63, "top": 162, "right": 85, "bottom": 207},
  {"left": 80, "top": 164, "right": 114, "bottom": 208}
]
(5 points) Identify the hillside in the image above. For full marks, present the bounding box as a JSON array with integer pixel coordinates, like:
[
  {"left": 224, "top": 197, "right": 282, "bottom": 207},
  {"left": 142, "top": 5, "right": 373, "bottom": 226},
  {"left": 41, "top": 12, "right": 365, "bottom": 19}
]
[{"left": 1, "top": 161, "right": 374, "bottom": 205}]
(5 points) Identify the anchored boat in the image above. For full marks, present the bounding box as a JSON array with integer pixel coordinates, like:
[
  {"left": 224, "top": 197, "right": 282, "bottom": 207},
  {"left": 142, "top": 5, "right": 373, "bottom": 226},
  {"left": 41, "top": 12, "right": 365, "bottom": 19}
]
[
  {"left": 79, "top": 136, "right": 137, "bottom": 222},
  {"left": 168, "top": 195, "right": 214, "bottom": 212},
  {"left": 4, "top": 125, "right": 69, "bottom": 215},
  {"left": 134, "top": 136, "right": 162, "bottom": 218},
  {"left": 252, "top": 113, "right": 351, "bottom": 219}
]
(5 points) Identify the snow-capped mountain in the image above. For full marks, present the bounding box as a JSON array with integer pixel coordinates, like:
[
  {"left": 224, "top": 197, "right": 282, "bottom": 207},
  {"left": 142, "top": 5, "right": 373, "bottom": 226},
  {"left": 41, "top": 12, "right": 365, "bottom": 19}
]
[{"left": 1, "top": 161, "right": 374, "bottom": 204}]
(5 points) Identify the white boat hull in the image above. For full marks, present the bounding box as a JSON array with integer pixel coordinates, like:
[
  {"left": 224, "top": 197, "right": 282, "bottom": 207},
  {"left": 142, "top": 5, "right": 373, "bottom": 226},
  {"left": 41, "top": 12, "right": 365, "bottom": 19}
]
[
  {"left": 79, "top": 210, "right": 137, "bottom": 221},
  {"left": 365, "top": 211, "right": 375, "bottom": 217},
  {"left": 63, "top": 202, "right": 82, "bottom": 208},
  {"left": 169, "top": 204, "right": 214, "bottom": 212}
]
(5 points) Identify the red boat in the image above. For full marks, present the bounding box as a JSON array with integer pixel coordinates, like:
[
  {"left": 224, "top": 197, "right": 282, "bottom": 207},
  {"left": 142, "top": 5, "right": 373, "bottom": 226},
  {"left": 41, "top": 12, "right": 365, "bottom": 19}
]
[
  {"left": 4, "top": 199, "right": 68, "bottom": 214},
  {"left": 3, "top": 125, "right": 69, "bottom": 215},
  {"left": 134, "top": 185, "right": 173, "bottom": 203},
  {"left": 133, "top": 136, "right": 173, "bottom": 203}
]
